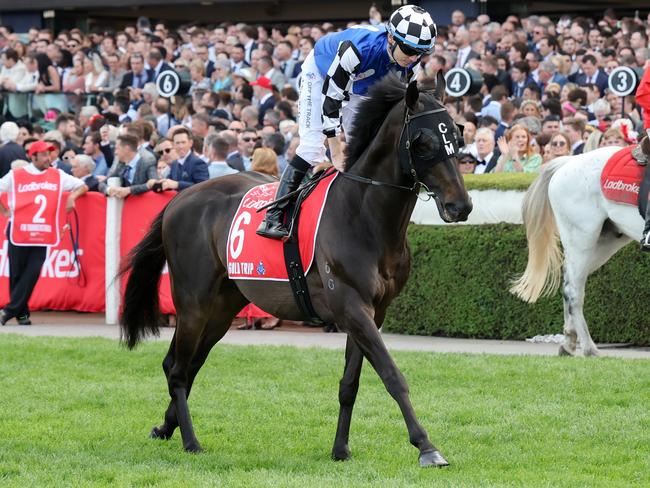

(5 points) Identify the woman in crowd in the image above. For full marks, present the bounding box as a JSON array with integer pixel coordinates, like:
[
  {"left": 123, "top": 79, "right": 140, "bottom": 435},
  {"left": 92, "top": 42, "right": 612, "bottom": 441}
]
[
  {"left": 457, "top": 153, "right": 478, "bottom": 174},
  {"left": 543, "top": 131, "right": 571, "bottom": 164},
  {"left": 188, "top": 60, "right": 211, "bottom": 94},
  {"left": 519, "top": 99, "right": 541, "bottom": 118},
  {"left": 495, "top": 124, "right": 542, "bottom": 173},
  {"left": 84, "top": 53, "right": 108, "bottom": 93},
  {"left": 600, "top": 127, "right": 627, "bottom": 147},
  {"left": 63, "top": 53, "right": 86, "bottom": 93},
  {"left": 212, "top": 59, "right": 232, "bottom": 92},
  {"left": 251, "top": 147, "right": 279, "bottom": 177}
]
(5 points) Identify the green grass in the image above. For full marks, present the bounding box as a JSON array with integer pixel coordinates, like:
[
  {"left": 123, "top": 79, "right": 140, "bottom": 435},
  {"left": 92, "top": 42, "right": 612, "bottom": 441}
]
[
  {"left": 463, "top": 173, "right": 537, "bottom": 191},
  {"left": 0, "top": 335, "right": 649, "bottom": 487}
]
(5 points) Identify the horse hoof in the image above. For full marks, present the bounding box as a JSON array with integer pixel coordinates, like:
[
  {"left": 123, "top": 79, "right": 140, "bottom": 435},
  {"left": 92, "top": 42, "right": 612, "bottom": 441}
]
[
  {"left": 558, "top": 345, "right": 574, "bottom": 356},
  {"left": 149, "top": 426, "right": 172, "bottom": 440},
  {"left": 184, "top": 442, "right": 203, "bottom": 453},
  {"left": 583, "top": 348, "right": 600, "bottom": 357},
  {"left": 331, "top": 445, "right": 351, "bottom": 461},
  {"left": 419, "top": 450, "right": 449, "bottom": 468}
]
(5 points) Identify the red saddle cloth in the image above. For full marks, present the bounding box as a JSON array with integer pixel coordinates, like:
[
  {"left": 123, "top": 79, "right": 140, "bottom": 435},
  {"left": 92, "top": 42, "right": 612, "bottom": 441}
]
[
  {"left": 227, "top": 172, "right": 338, "bottom": 281},
  {"left": 600, "top": 146, "right": 644, "bottom": 206}
]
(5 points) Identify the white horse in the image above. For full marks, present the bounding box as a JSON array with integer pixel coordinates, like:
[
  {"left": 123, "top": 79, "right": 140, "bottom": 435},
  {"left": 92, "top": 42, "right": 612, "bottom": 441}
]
[{"left": 510, "top": 144, "right": 646, "bottom": 356}]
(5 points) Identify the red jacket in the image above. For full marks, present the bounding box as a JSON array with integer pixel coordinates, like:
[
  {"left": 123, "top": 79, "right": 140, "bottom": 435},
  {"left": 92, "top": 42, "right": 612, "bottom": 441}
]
[{"left": 637, "top": 66, "right": 650, "bottom": 129}]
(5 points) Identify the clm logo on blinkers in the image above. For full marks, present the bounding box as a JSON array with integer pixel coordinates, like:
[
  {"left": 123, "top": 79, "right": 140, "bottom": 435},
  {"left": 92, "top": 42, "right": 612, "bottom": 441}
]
[{"left": 437, "top": 123, "right": 455, "bottom": 157}]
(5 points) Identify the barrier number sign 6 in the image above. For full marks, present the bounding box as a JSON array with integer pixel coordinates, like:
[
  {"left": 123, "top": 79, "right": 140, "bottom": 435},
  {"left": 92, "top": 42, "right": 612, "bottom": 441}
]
[
  {"left": 230, "top": 211, "right": 251, "bottom": 259},
  {"left": 444, "top": 68, "right": 471, "bottom": 97},
  {"left": 156, "top": 70, "right": 181, "bottom": 98},
  {"left": 608, "top": 67, "right": 637, "bottom": 97}
]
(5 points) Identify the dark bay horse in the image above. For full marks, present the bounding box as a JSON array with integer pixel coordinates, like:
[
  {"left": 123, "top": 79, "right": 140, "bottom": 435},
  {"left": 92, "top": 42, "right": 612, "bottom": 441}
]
[{"left": 120, "top": 71, "right": 472, "bottom": 467}]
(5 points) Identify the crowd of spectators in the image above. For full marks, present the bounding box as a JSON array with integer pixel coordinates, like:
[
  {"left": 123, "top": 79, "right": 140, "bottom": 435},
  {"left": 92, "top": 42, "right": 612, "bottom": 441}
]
[{"left": 0, "top": 6, "right": 648, "bottom": 187}]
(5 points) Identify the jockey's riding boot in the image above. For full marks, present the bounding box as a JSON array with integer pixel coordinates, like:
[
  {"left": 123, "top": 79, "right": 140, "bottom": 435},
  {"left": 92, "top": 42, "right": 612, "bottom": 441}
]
[{"left": 256, "top": 155, "right": 311, "bottom": 240}]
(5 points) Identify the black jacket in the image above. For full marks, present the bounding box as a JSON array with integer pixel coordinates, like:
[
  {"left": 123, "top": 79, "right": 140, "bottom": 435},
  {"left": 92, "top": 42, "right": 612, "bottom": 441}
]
[{"left": 0, "top": 141, "right": 27, "bottom": 178}]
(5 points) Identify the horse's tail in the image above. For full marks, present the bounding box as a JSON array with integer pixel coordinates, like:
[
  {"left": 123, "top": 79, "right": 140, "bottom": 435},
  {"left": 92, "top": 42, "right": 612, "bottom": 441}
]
[
  {"left": 510, "top": 157, "right": 569, "bottom": 303},
  {"left": 120, "top": 210, "right": 166, "bottom": 349}
]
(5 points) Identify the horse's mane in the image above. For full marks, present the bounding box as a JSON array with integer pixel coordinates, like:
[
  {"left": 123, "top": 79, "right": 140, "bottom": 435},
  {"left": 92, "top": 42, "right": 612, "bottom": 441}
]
[{"left": 344, "top": 72, "right": 407, "bottom": 169}]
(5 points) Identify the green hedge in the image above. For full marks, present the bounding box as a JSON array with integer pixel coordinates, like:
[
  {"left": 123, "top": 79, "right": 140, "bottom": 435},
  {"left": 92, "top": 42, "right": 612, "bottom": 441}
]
[
  {"left": 384, "top": 224, "right": 650, "bottom": 346},
  {"left": 462, "top": 173, "right": 537, "bottom": 191}
]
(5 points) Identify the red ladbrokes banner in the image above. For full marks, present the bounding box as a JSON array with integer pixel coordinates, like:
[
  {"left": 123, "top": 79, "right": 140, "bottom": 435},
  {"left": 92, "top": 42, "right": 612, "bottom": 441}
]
[
  {"left": 120, "top": 192, "right": 176, "bottom": 314},
  {"left": 0, "top": 191, "right": 176, "bottom": 313},
  {"left": 0, "top": 192, "right": 106, "bottom": 312}
]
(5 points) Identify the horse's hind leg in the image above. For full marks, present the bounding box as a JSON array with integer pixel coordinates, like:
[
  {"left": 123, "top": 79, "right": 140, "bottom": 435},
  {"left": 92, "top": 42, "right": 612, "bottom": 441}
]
[
  {"left": 331, "top": 336, "right": 364, "bottom": 461},
  {"left": 150, "top": 332, "right": 178, "bottom": 440},
  {"left": 560, "top": 224, "right": 629, "bottom": 357},
  {"left": 151, "top": 285, "right": 248, "bottom": 442}
]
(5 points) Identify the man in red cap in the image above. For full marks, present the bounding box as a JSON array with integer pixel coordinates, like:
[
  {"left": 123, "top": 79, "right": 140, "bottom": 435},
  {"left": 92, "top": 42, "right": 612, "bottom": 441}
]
[
  {"left": 250, "top": 76, "right": 276, "bottom": 128},
  {"left": 0, "top": 140, "right": 88, "bottom": 325}
]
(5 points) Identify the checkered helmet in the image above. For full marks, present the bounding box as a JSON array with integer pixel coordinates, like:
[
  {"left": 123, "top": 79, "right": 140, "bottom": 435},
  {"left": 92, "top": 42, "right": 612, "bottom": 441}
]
[{"left": 388, "top": 5, "right": 437, "bottom": 54}]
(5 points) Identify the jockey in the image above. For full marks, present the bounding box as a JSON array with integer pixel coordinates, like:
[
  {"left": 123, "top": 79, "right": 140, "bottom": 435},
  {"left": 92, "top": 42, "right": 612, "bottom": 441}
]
[
  {"left": 257, "top": 5, "right": 437, "bottom": 240},
  {"left": 636, "top": 65, "right": 650, "bottom": 250}
]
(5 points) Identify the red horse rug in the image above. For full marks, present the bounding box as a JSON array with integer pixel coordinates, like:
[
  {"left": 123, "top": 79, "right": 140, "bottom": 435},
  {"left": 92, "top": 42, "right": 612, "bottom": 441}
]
[
  {"left": 600, "top": 146, "right": 644, "bottom": 206},
  {"left": 227, "top": 172, "right": 338, "bottom": 281}
]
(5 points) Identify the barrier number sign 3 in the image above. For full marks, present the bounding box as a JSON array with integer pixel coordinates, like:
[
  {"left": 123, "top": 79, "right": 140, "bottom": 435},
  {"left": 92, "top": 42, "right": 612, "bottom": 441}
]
[
  {"left": 445, "top": 68, "right": 471, "bottom": 97},
  {"left": 156, "top": 71, "right": 181, "bottom": 97},
  {"left": 608, "top": 67, "right": 637, "bottom": 97}
]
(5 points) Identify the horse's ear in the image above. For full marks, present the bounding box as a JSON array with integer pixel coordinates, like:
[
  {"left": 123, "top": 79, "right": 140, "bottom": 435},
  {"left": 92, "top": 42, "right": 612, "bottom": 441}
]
[
  {"left": 405, "top": 80, "right": 419, "bottom": 111},
  {"left": 434, "top": 69, "right": 446, "bottom": 101}
]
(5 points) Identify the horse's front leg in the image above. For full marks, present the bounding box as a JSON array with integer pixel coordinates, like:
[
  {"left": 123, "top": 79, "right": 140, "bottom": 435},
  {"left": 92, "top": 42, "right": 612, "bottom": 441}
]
[
  {"left": 332, "top": 336, "right": 364, "bottom": 461},
  {"left": 333, "top": 294, "right": 448, "bottom": 468}
]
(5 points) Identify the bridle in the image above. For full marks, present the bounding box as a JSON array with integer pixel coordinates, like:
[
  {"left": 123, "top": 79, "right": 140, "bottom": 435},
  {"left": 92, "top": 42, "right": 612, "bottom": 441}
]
[{"left": 340, "top": 103, "right": 454, "bottom": 200}]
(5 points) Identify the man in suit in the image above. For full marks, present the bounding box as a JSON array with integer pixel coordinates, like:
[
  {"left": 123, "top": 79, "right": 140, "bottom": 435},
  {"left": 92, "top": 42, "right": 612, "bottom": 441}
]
[
  {"left": 258, "top": 55, "right": 286, "bottom": 90},
  {"left": 251, "top": 76, "right": 276, "bottom": 127},
  {"left": 237, "top": 25, "right": 258, "bottom": 66},
  {"left": 575, "top": 54, "right": 608, "bottom": 96},
  {"left": 565, "top": 118, "right": 586, "bottom": 155},
  {"left": 510, "top": 61, "right": 534, "bottom": 99},
  {"left": 119, "top": 53, "right": 153, "bottom": 90},
  {"left": 195, "top": 43, "right": 215, "bottom": 79},
  {"left": 70, "top": 154, "right": 100, "bottom": 192},
  {"left": 454, "top": 28, "right": 480, "bottom": 68},
  {"left": 99, "top": 134, "right": 157, "bottom": 197},
  {"left": 43, "top": 137, "right": 72, "bottom": 175},
  {"left": 157, "top": 127, "right": 208, "bottom": 191},
  {"left": 473, "top": 128, "right": 500, "bottom": 174},
  {"left": 273, "top": 40, "right": 298, "bottom": 84},
  {"left": 222, "top": 129, "right": 246, "bottom": 171},
  {"left": 147, "top": 48, "right": 172, "bottom": 81},
  {"left": 537, "top": 60, "right": 568, "bottom": 91},
  {"left": 0, "top": 122, "right": 27, "bottom": 177}
]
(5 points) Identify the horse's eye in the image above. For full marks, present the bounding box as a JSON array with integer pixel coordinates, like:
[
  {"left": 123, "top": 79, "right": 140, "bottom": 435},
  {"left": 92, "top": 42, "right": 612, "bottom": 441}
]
[{"left": 413, "top": 131, "right": 438, "bottom": 158}]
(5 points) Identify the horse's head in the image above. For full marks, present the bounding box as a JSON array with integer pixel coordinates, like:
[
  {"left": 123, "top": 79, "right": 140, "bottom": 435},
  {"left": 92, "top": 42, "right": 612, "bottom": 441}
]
[{"left": 398, "top": 71, "right": 472, "bottom": 222}]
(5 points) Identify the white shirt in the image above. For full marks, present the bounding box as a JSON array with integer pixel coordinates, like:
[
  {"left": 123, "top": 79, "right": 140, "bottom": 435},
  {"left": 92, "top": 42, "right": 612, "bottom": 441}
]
[
  {"left": 0, "top": 163, "right": 85, "bottom": 213},
  {"left": 456, "top": 46, "right": 471, "bottom": 68},
  {"left": 474, "top": 151, "right": 494, "bottom": 174},
  {"left": 208, "top": 161, "right": 238, "bottom": 179}
]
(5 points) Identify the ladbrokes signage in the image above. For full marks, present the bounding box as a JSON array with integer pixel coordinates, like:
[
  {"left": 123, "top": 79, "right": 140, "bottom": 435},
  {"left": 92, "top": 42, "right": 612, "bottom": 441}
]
[{"left": 0, "top": 192, "right": 176, "bottom": 313}]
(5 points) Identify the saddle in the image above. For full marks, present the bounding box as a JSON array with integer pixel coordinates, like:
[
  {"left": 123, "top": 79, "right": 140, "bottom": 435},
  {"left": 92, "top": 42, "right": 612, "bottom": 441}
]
[
  {"left": 600, "top": 139, "right": 650, "bottom": 217},
  {"left": 226, "top": 168, "right": 338, "bottom": 325}
]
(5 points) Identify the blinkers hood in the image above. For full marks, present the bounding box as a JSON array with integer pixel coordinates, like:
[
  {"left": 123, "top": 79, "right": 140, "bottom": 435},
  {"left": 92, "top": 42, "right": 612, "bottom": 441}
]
[{"left": 397, "top": 107, "right": 463, "bottom": 178}]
